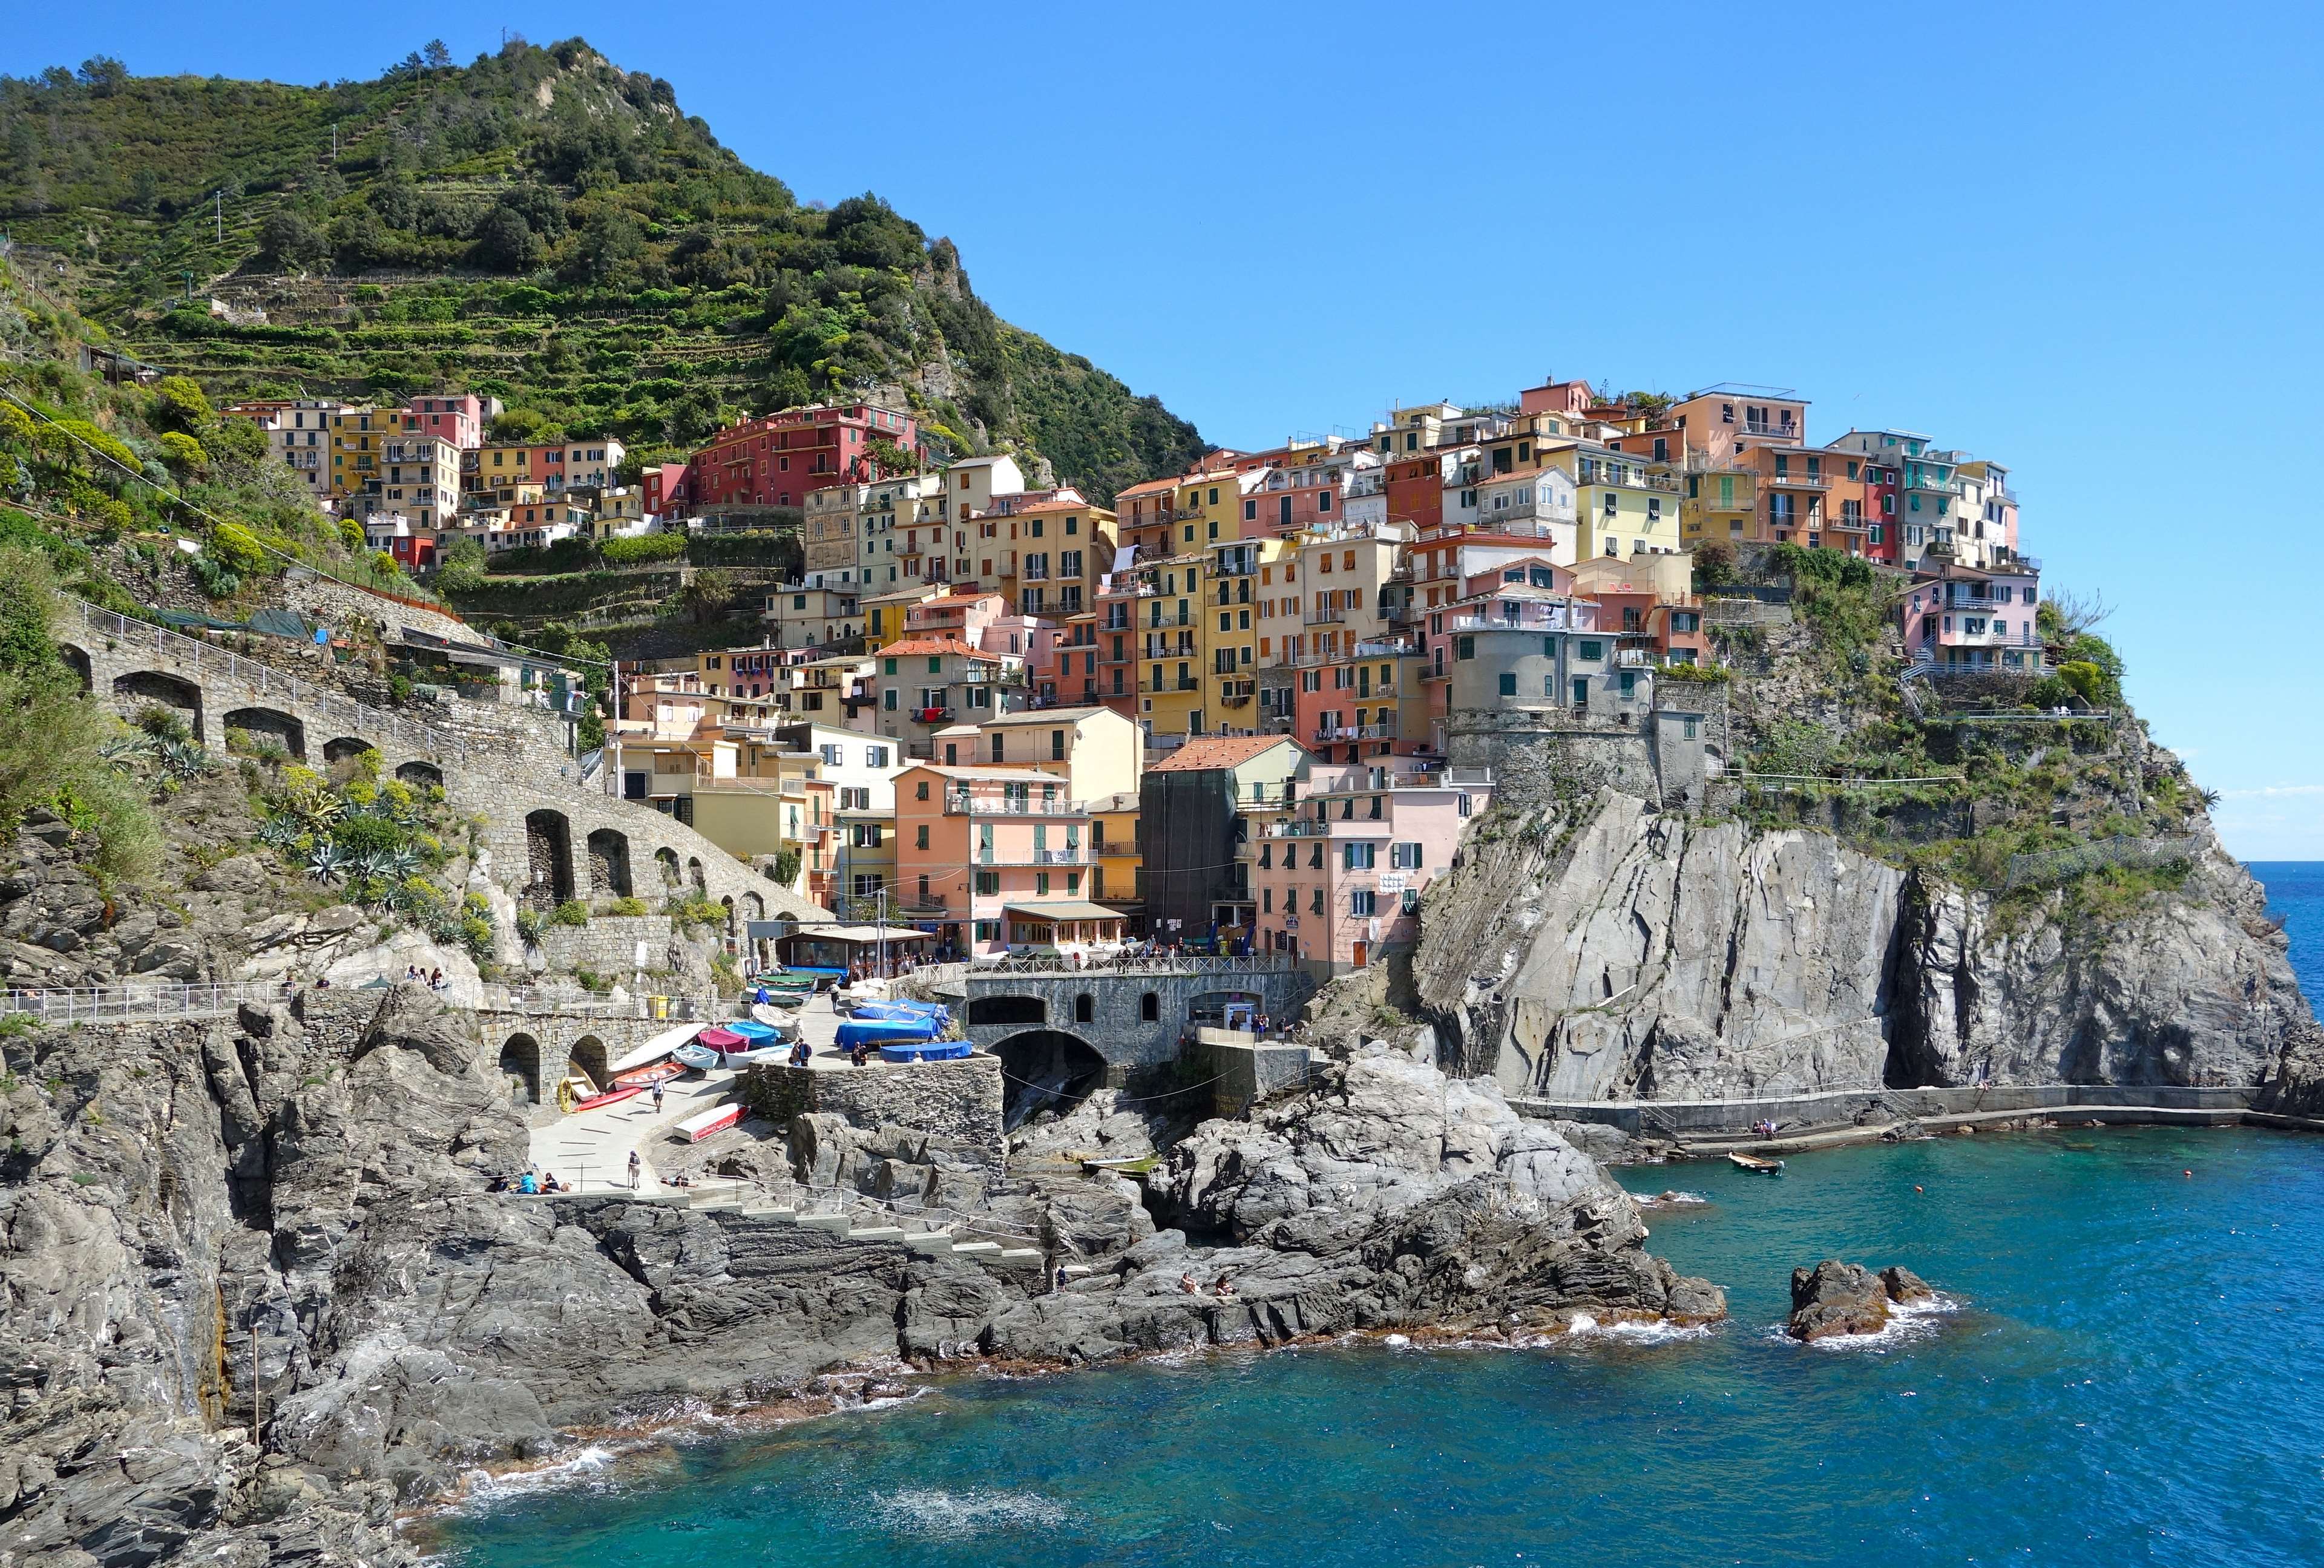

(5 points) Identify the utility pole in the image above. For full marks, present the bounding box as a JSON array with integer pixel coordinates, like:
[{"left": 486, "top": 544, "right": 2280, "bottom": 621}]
[
  {"left": 331, "top": 122, "right": 338, "bottom": 161},
  {"left": 213, "top": 191, "right": 223, "bottom": 246}
]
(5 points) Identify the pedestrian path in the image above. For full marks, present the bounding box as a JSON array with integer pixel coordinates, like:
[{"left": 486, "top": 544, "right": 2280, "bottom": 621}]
[{"left": 527, "top": 1068, "right": 738, "bottom": 1195}]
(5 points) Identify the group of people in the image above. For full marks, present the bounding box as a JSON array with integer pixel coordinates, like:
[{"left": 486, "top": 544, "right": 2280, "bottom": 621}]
[
  {"left": 402, "top": 965, "right": 450, "bottom": 991},
  {"left": 1178, "top": 1271, "right": 1238, "bottom": 1298},
  {"left": 1751, "top": 1118, "right": 1782, "bottom": 1139},
  {"left": 491, "top": 1169, "right": 566, "bottom": 1195}
]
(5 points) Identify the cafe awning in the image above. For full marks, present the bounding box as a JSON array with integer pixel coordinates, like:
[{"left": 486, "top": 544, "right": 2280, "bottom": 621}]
[{"left": 1001, "top": 900, "right": 1126, "bottom": 923}]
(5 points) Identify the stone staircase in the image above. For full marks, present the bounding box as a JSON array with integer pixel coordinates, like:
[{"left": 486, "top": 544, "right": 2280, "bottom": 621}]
[{"left": 668, "top": 1185, "right": 1046, "bottom": 1271}]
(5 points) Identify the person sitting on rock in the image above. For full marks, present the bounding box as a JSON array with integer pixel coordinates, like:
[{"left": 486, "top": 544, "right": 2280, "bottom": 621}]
[
  {"left": 1212, "top": 1274, "right": 1237, "bottom": 1297},
  {"left": 1179, "top": 1272, "right": 1200, "bottom": 1294},
  {"left": 516, "top": 1170, "right": 537, "bottom": 1195},
  {"left": 541, "top": 1172, "right": 563, "bottom": 1193}
]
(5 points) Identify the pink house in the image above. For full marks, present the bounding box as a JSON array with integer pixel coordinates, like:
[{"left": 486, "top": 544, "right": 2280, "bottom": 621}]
[
  {"left": 405, "top": 393, "right": 485, "bottom": 450},
  {"left": 1250, "top": 759, "right": 1491, "bottom": 972},
  {"left": 1899, "top": 560, "right": 2045, "bottom": 672}
]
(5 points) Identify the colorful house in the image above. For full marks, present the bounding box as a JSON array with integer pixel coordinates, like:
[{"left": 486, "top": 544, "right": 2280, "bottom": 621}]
[
  {"left": 1899, "top": 561, "right": 2044, "bottom": 672},
  {"left": 890, "top": 764, "right": 1120, "bottom": 957}
]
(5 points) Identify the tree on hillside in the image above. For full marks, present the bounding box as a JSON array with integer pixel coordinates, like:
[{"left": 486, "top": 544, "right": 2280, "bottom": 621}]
[
  {"left": 424, "top": 40, "right": 453, "bottom": 69},
  {"left": 258, "top": 211, "right": 327, "bottom": 273}
]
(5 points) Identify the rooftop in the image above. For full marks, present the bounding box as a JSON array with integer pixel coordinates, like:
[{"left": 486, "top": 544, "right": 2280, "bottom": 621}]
[
  {"left": 980, "top": 706, "right": 1120, "bottom": 727},
  {"left": 879, "top": 638, "right": 1004, "bottom": 661},
  {"left": 1149, "top": 734, "right": 1307, "bottom": 772}
]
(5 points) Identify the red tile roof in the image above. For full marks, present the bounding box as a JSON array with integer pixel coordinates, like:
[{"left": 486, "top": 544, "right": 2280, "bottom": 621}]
[{"left": 1149, "top": 735, "right": 1307, "bottom": 772}]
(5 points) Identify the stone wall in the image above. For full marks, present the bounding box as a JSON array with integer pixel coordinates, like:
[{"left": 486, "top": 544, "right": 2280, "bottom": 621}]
[
  {"left": 1193, "top": 1034, "right": 1314, "bottom": 1118},
  {"left": 530, "top": 915, "right": 680, "bottom": 977},
  {"left": 959, "top": 965, "right": 1316, "bottom": 1072},
  {"left": 278, "top": 572, "right": 476, "bottom": 646},
  {"left": 738, "top": 1055, "right": 1005, "bottom": 1166}
]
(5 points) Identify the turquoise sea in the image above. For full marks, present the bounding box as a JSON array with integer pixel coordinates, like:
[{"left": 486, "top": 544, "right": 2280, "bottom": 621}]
[{"left": 436, "top": 865, "right": 2324, "bottom": 1568}]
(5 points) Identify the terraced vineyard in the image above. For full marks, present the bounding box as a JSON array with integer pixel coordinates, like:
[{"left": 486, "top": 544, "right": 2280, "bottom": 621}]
[{"left": 0, "top": 40, "right": 1205, "bottom": 500}]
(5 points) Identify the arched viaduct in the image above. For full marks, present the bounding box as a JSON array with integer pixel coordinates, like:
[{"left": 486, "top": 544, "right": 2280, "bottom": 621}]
[{"left": 63, "top": 599, "right": 826, "bottom": 933}]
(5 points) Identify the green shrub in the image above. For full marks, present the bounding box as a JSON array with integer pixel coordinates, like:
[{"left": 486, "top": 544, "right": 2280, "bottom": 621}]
[
  {"left": 550, "top": 899, "right": 590, "bottom": 928},
  {"left": 602, "top": 896, "right": 647, "bottom": 916},
  {"left": 600, "top": 531, "right": 685, "bottom": 566},
  {"left": 514, "top": 907, "right": 546, "bottom": 944}
]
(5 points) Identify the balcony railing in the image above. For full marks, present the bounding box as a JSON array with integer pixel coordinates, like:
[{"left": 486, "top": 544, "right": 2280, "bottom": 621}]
[
  {"left": 1765, "top": 470, "right": 1830, "bottom": 489},
  {"left": 946, "top": 793, "right": 1089, "bottom": 817},
  {"left": 1305, "top": 608, "right": 1347, "bottom": 625}
]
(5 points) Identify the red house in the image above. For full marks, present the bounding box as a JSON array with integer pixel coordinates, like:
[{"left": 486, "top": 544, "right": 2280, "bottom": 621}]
[{"left": 686, "top": 402, "right": 920, "bottom": 511}]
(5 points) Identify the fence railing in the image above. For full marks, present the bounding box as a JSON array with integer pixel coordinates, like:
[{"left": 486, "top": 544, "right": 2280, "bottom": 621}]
[
  {"left": 74, "top": 599, "right": 458, "bottom": 759},
  {"left": 2003, "top": 835, "right": 2199, "bottom": 892},
  {"left": 974, "top": 951, "right": 1299, "bottom": 976},
  {"left": 1, "top": 981, "right": 285, "bottom": 1025}
]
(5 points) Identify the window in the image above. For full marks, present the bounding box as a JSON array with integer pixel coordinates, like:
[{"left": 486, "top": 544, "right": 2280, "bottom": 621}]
[
  {"left": 1141, "top": 992, "right": 1160, "bottom": 1022},
  {"left": 1456, "top": 635, "right": 1475, "bottom": 660},
  {"left": 1351, "top": 890, "right": 1376, "bottom": 916},
  {"left": 974, "top": 920, "right": 999, "bottom": 942},
  {"left": 914, "top": 779, "right": 930, "bottom": 801},
  {"left": 1310, "top": 887, "right": 1324, "bottom": 914},
  {"left": 1497, "top": 672, "right": 1517, "bottom": 697},
  {"left": 975, "top": 870, "right": 999, "bottom": 895},
  {"left": 1344, "top": 842, "right": 1376, "bottom": 870}
]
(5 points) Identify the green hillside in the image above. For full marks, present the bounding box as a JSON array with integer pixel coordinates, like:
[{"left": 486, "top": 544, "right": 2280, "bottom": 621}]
[{"left": 0, "top": 41, "right": 1204, "bottom": 500}]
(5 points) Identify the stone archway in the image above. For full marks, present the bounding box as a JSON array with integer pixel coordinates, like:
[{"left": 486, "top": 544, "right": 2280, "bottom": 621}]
[
  {"left": 721, "top": 894, "right": 735, "bottom": 936},
  {"left": 587, "top": 828, "right": 634, "bottom": 899},
  {"left": 323, "top": 736, "right": 375, "bottom": 768},
  {"left": 687, "top": 856, "right": 706, "bottom": 894},
  {"left": 56, "top": 643, "right": 91, "bottom": 693},
  {"left": 223, "top": 706, "right": 307, "bottom": 761},
  {"left": 655, "top": 847, "right": 681, "bottom": 890},
  {"left": 498, "top": 1032, "right": 542, "bottom": 1106},
  {"left": 396, "top": 760, "right": 444, "bottom": 790},
  {"left": 992, "top": 1028, "right": 1108, "bottom": 1128},
  {"left": 112, "top": 670, "right": 203, "bottom": 741},
  {"left": 524, "top": 809, "right": 574, "bottom": 908},
  {"left": 569, "top": 1035, "right": 610, "bottom": 1094}
]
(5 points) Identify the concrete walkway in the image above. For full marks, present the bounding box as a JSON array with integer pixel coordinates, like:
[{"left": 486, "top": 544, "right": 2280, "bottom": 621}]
[{"left": 528, "top": 1068, "right": 740, "bottom": 1195}]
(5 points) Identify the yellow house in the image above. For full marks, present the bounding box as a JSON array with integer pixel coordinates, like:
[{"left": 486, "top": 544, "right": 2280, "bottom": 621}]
[
  {"left": 1681, "top": 468, "right": 1758, "bottom": 549},
  {"left": 861, "top": 584, "right": 944, "bottom": 650},
  {"left": 1549, "top": 442, "right": 1684, "bottom": 560},
  {"left": 1137, "top": 550, "right": 1209, "bottom": 741},
  {"left": 1204, "top": 534, "right": 1285, "bottom": 730},
  {"left": 327, "top": 406, "right": 398, "bottom": 499},
  {"left": 1088, "top": 789, "right": 1143, "bottom": 913}
]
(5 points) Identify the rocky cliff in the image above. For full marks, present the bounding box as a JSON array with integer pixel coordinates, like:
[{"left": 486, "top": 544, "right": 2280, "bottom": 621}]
[
  {"left": 0, "top": 985, "right": 1711, "bottom": 1567},
  {"left": 1414, "top": 788, "right": 2318, "bottom": 1104}
]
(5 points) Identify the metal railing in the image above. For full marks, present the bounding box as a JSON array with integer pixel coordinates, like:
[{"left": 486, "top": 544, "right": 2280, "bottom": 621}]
[
  {"left": 976, "top": 951, "right": 1298, "bottom": 976},
  {"left": 1, "top": 981, "right": 284, "bottom": 1025},
  {"left": 75, "top": 599, "right": 458, "bottom": 758}
]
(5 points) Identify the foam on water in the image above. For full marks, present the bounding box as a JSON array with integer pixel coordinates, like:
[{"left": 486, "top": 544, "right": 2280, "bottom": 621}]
[
  {"left": 1763, "top": 1292, "right": 1968, "bottom": 1353},
  {"left": 452, "top": 1445, "right": 622, "bottom": 1509},
  {"left": 864, "top": 1487, "right": 1080, "bottom": 1537}
]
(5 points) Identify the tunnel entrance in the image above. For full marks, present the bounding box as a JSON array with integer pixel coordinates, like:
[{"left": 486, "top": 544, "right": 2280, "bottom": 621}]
[{"left": 993, "top": 1028, "right": 1108, "bottom": 1130}]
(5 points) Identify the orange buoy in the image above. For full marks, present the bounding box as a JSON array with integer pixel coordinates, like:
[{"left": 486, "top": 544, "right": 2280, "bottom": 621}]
[{"left": 1914, "top": 1185, "right": 1924, "bottom": 1193}]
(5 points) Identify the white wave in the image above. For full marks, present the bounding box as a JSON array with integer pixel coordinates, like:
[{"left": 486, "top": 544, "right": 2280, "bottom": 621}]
[
  {"left": 1769, "top": 1293, "right": 1966, "bottom": 1353},
  {"left": 1567, "top": 1314, "right": 1719, "bottom": 1345},
  {"left": 866, "top": 1487, "right": 1079, "bottom": 1537},
  {"left": 451, "top": 1444, "right": 622, "bottom": 1509},
  {"left": 1629, "top": 1190, "right": 1709, "bottom": 1208}
]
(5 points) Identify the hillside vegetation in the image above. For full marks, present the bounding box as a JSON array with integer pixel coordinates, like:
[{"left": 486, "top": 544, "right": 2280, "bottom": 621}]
[{"left": 0, "top": 41, "right": 1206, "bottom": 499}]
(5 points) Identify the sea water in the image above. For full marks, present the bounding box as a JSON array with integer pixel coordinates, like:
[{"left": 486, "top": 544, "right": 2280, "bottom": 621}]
[{"left": 434, "top": 865, "right": 2324, "bottom": 1568}]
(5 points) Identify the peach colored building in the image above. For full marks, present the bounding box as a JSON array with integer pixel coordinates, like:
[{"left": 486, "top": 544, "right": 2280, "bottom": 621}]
[{"left": 890, "top": 763, "right": 1124, "bottom": 957}]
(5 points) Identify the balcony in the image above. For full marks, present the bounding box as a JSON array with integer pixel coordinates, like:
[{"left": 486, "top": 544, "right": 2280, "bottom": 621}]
[
  {"left": 946, "top": 793, "right": 1089, "bottom": 818},
  {"left": 1765, "top": 470, "right": 1831, "bottom": 490},
  {"left": 1174, "top": 678, "right": 1200, "bottom": 692},
  {"left": 913, "top": 707, "right": 955, "bottom": 724},
  {"left": 1219, "top": 682, "right": 1255, "bottom": 706},
  {"left": 1305, "top": 607, "right": 1347, "bottom": 625},
  {"left": 1474, "top": 500, "right": 1572, "bottom": 530}
]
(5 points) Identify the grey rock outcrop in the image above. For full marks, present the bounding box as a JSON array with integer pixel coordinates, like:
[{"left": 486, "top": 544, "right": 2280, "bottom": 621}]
[
  {"left": 1787, "top": 1260, "right": 1936, "bottom": 1340},
  {"left": 1416, "top": 789, "right": 2317, "bottom": 1103},
  {"left": 977, "top": 1050, "right": 1724, "bottom": 1364}
]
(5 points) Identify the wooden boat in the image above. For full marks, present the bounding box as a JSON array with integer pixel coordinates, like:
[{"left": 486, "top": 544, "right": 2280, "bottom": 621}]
[{"left": 1728, "top": 1152, "right": 1786, "bottom": 1175}]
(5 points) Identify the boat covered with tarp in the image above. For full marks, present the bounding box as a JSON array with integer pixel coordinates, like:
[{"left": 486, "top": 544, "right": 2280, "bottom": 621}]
[
  {"left": 836, "top": 1015, "right": 944, "bottom": 1049},
  {"left": 878, "top": 1037, "right": 974, "bottom": 1063}
]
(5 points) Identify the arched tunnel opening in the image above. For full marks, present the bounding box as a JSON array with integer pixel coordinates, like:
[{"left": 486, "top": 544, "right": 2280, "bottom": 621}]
[{"left": 993, "top": 1028, "right": 1108, "bottom": 1131}]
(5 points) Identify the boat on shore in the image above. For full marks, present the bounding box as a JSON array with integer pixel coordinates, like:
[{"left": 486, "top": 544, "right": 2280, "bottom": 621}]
[{"left": 1728, "top": 1152, "right": 1786, "bottom": 1175}]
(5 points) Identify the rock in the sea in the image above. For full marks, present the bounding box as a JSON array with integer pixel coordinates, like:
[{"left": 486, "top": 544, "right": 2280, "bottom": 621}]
[{"left": 1787, "top": 1259, "right": 1938, "bottom": 1340}]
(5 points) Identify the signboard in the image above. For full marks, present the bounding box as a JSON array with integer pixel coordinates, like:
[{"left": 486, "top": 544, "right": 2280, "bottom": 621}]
[{"left": 1285, "top": 916, "right": 1300, "bottom": 930}]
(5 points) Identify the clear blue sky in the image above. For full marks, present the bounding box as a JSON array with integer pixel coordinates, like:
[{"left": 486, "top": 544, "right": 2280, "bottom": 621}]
[{"left": 10, "top": 2, "right": 2322, "bottom": 857}]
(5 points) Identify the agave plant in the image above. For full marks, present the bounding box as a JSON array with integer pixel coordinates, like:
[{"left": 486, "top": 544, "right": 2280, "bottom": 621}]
[
  {"left": 345, "top": 847, "right": 395, "bottom": 885},
  {"left": 257, "top": 815, "right": 302, "bottom": 853},
  {"left": 160, "top": 741, "right": 215, "bottom": 781},
  {"left": 304, "top": 842, "right": 347, "bottom": 884},
  {"left": 100, "top": 734, "right": 157, "bottom": 769},
  {"left": 381, "top": 845, "right": 423, "bottom": 882},
  {"left": 283, "top": 778, "right": 342, "bottom": 832}
]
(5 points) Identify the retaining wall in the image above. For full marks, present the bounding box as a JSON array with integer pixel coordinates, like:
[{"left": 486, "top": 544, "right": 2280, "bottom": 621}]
[
  {"left": 738, "top": 1055, "right": 1005, "bottom": 1166},
  {"left": 1515, "top": 1082, "right": 2264, "bottom": 1137}
]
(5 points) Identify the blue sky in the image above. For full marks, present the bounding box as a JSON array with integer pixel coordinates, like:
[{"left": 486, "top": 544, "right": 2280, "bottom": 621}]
[{"left": 10, "top": 2, "right": 2322, "bottom": 856}]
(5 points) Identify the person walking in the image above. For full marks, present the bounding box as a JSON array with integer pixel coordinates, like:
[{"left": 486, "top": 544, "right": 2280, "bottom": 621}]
[
  {"left": 651, "top": 1077, "right": 665, "bottom": 1114},
  {"left": 627, "top": 1150, "right": 641, "bottom": 1190}
]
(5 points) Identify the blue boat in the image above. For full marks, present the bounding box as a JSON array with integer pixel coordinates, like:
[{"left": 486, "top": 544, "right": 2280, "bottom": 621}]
[
  {"left": 725, "top": 1018, "right": 784, "bottom": 1047},
  {"left": 836, "top": 1016, "right": 942, "bottom": 1049},
  {"left": 879, "top": 1038, "right": 974, "bottom": 1063},
  {"left": 850, "top": 999, "right": 951, "bottom": 1026}
]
